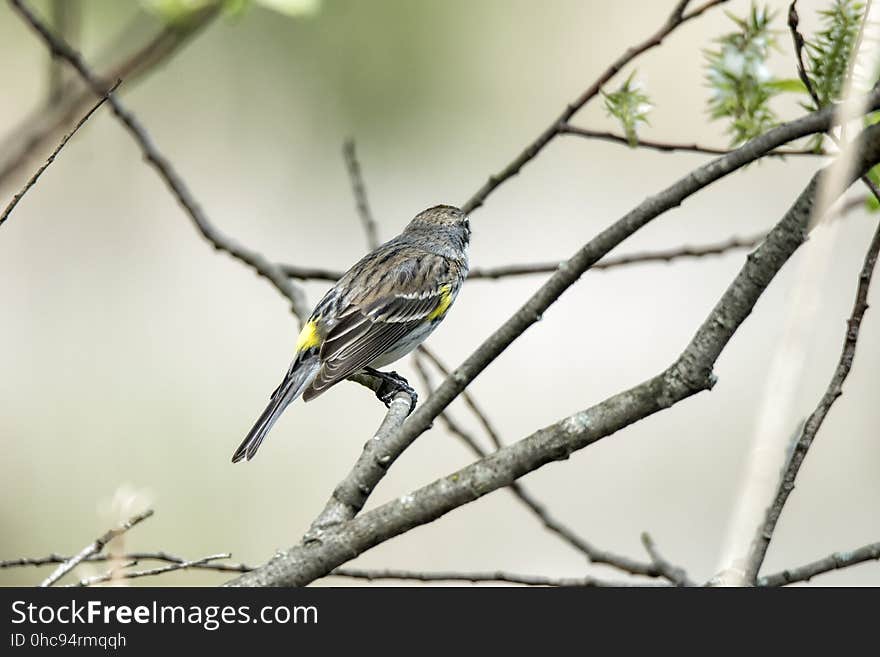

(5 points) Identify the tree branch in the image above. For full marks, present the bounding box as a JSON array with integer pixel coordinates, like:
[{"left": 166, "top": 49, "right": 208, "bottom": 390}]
[
  {"left": 226, "top": 120, "right": 880, "bottom": 586},
  {"left": 39, "top": 509, "right": 153, "bottom": 587},
  {"left": 460, "top": 0, "right": 730, "bottom": 214},
  {"left": 343, "top": 139, "right": 380, "bottom": 249},
  {"left": 1, "top": 551, "right": 252, "bottom": 574},
  {"left": 640, "top": 532, "right": 694, "bottom": 586},
  {"left": 70, "top": 553, "right": 232, "bottom": 587},
  {"left": 328, "top": 568, "right": 654, "bottom": 587},
  {"left": 559, "top": 125, "right": 823, "bottom": 157},
  {"left": 0, "top": 79, "right": 119, "bottom": 229},
  {"left": 759, "top": 541, "right": 880, "bottom": 586},
  {"left": 469, "top": 234, "right": 768, "bottom": 279},
  {"left": 415, "top": 346, "right": 505, "bottom": 451},
  {"left": 280, "top": 233, "right": 767, "bottom": 282}
]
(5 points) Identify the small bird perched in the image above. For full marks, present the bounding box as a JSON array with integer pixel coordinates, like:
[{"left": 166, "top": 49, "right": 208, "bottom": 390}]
[{"left": 232, "top": 204, "right": 470, "bottom": 463}]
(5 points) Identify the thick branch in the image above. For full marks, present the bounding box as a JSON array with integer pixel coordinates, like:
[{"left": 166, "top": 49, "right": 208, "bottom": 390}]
[{"left": 227, "top": 120, "right": 880, "bottom": 587}]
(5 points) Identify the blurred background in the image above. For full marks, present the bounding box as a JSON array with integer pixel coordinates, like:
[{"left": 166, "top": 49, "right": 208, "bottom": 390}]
[{"left": 1, "top": 0, "right": 877, "bottom": 586}]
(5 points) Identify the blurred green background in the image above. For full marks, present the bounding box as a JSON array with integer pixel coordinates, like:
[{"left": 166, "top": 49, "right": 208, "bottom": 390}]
[{"left": 1, "top": 0, "right": 878, "bottom": 586}]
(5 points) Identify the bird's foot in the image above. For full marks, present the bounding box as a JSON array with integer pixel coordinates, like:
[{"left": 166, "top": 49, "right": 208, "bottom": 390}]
[{"left": 364, "top": 367, "right": 418, "bottom": 415}]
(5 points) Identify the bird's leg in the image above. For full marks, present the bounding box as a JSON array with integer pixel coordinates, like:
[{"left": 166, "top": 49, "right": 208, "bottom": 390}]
[{"left": 363, "top": 367, "right": 418, "bottom": 414}]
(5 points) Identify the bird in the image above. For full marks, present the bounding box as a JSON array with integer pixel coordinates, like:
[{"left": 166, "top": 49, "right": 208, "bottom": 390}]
[{"left": 232, "top": 204, "right": 470, "bottom": 463}]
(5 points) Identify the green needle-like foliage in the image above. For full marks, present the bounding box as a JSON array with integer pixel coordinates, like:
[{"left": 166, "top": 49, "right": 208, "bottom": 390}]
[
  {"left": 602, "top": 71, "right": 653, "bottom": 147},
  {"left": 705, "top": 4, "right": 780, "bottom": 145},
  {"left": 805, "top": 0, "right": 865, "bottom": 109}
]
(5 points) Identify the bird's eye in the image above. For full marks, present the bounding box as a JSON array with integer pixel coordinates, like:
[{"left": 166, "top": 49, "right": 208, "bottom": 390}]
[{"left": 463, "top": 219, "right": 471, "bottom": 232}]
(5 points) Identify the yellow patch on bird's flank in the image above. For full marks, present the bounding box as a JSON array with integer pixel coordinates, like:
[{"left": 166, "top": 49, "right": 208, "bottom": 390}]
[
  {"left": 427, "top": 285, "right": 453, "bottom": 321},
  {"left": 296, "top": 318, "right": 321, "bottom": 351}
]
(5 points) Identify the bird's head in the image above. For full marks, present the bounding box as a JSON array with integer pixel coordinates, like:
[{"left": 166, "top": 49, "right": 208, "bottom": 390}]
[{"left": 405, "top": 204, "right": 471, "bottom": 243}]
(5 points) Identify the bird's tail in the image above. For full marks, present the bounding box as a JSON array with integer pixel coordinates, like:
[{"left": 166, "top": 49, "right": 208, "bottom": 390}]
[{"left": 231, "top": 358, "right": 319, "bottom": 463}]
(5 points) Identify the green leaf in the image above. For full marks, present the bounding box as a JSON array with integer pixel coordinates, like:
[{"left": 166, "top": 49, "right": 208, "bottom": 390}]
[
  {"left": 704, "top": 3, "right": 781, "bottom": 146},
  {"left": 254, "top": 0, "right": 321, "bottom": 17},
  {"left": 867, "top": 165, "right": 880, "bottom": 212},
  {"left": 140, "top": 0, "right": 321, "bottom": 21},
  {"left": 140, "top": 0, "right": 217, "bottom": 22},
  {"left": 803, "top": 0, "right": 866, "bottom": 109},
  {"left": 765, "top": 78, "right": 809, "bottom": 94}
]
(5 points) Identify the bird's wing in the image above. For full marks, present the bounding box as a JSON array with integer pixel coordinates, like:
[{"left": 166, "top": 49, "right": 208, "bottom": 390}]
[{"left": 301, "top": 284, "right": 453, "bottom": 400}]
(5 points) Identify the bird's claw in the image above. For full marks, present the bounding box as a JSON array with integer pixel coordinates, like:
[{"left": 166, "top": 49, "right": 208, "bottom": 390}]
[{"left": 367, "top": 368, "right": 418, "bottom": 415}]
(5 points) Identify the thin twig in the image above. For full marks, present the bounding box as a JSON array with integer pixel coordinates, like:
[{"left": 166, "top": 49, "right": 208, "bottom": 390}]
[
  {"left": 471, "top": 234, "right": 767, "bottom": 279},
  {"left": 759, "top": 541, "right": 880, "bottom": 586},
  {"left": 9, "top": 0, "right": 310, "bottom": 320},
  {"left": 0, "top": 79, "right": 119, "bottom": 229},
  {"left": 788, "top": 2, "right": 818, "bottom": 110},
  {"left": 329, "top": 567, "right": 656, "bottom": 587},
  {"left": 280, "top": 203, "right": 868, "bottom": 283},
  {"left": 640, "top": 532, "right": 694, "bottom": 586},
  {"left": 280, "top": 233, "right": 766, "bottom": 282},
  {"left": 460, "top": 0, "right": 730, "bottom": 214},
  {"left": 559, "top": 125, "right": 824, "bottom": 156},
  {"left": 71, "top": 553, "right": 232, "bottom": 587},
  {"left": 1, "top": 551, "right": 253, "bottom": 573},
  {"left": 343, "top": 139, "right": 380, "bottom": 249},
  {"left": 745, "top": 215, "right": 880, "bottom": 583},
  {"left": 416, "top": 345, "right": 505, "bottom": 450},
  {"left": 39, "top": 509, "right": 154, "bottom": 587},
  {"left": 69, "top": 560, "right": 138, "bottom": 588}
]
